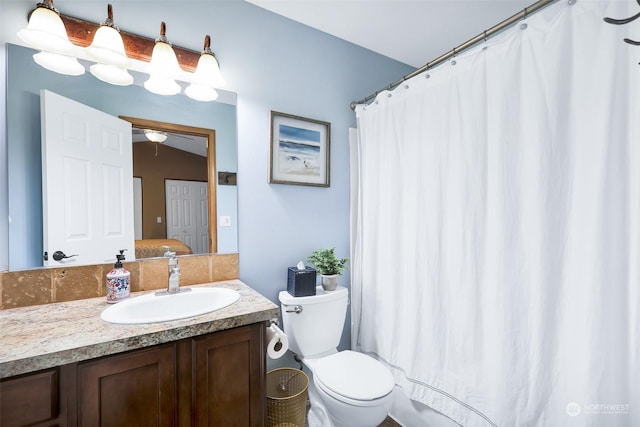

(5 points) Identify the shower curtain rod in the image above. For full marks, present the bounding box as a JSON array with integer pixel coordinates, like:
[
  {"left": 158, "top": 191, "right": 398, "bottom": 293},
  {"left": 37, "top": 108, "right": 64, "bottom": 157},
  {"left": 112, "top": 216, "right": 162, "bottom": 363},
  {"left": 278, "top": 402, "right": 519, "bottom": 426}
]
[{"left": 350, "top": 0, "right": 559, "bottom": 110}]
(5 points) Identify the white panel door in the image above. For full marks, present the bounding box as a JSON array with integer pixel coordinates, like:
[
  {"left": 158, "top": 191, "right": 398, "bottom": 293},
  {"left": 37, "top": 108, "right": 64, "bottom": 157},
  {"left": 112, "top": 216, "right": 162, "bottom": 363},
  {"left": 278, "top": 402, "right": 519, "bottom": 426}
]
[
  {"left": 165, "top": 180, "right": 208, "bottom": 254},
  {"left": 41, "top": 90, "right": 134, "bottom": 266}
]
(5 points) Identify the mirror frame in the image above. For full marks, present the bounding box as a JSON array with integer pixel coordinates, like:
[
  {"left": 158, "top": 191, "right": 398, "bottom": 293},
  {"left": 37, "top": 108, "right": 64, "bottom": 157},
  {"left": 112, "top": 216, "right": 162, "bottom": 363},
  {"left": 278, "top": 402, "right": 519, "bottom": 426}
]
[{"left": 120, "top": 116, "right": 218, "bottom": 254}]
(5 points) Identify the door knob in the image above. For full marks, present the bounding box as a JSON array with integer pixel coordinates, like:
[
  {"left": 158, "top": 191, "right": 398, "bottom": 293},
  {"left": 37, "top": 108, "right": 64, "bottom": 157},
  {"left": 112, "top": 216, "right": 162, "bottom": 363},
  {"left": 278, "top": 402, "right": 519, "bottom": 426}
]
[{"left": 52, "top": 250, "right": 79, "bottom": 261}]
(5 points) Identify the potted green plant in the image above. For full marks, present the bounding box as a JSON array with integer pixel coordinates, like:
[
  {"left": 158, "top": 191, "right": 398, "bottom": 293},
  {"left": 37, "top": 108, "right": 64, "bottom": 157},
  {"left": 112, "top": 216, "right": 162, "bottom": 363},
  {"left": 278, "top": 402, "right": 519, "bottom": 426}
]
[{"left": 306, "top": 248, "right": 349, "bottom": 291}]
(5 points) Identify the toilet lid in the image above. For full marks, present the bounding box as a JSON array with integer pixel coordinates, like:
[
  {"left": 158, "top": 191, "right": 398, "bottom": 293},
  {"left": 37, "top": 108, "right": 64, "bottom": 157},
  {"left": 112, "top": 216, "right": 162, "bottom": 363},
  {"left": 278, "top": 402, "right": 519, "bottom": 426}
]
[{"left": 314, "top": 351, "right": 394, "bottom": 401}]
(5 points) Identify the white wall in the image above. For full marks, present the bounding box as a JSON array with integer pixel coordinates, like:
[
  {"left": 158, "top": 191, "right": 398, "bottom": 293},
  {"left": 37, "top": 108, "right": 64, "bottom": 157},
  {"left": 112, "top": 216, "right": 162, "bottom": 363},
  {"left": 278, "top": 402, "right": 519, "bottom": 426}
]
[{"left": 0, "top": 0, "right": 414, "bottom": 350}]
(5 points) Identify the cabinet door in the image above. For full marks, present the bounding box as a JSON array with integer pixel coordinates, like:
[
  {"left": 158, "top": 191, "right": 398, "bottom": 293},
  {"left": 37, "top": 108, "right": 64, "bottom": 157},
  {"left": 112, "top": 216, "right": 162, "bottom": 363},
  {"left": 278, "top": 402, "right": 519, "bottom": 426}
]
[
  {"left": 76, "top": 343, "right": 176, "bottom": 427},
  {"left": 193, "top": 323, "right": 265, "bottom": 427},
  {"left": 0, "top": 367, "right": 65, "bottom": 427}
]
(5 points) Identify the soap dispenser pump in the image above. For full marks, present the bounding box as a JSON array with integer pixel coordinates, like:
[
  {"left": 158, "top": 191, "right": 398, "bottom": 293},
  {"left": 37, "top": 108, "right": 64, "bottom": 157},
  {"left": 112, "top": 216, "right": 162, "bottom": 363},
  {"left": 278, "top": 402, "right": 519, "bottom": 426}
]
[{"left": 106, "top": 249, "right": 131, "bottom": 303}]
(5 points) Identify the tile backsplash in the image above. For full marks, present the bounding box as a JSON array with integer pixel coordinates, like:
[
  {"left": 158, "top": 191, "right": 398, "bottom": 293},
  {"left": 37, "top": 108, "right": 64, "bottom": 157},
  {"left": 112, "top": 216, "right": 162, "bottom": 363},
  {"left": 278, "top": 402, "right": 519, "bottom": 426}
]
[{"left": 0, "top": 253, "right": 239, "bottom": 310}]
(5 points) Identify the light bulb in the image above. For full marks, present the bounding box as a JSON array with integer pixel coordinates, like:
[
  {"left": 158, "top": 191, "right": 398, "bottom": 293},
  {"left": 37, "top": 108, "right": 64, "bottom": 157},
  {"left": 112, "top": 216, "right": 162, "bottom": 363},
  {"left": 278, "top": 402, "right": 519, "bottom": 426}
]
[
  {"left": 17, "top": 0, "right": 75, "bottom": 54},
  {"left": 144, "top": 75, "right": 181, "bottom": 96},
  {"left": 86, "top": 5, "right": 129, "bottom": 67},
  {"left": 145, "top": 22, "right": 182, "bottom": 95},
  {"left": 90, "top": 63, "right": 133, "bottom": 86},
  {"left": 190, "top": 35, "right": 226, "bottom": 88},
  {"left": 185, "top": 84, "right": 219, "bottom": 102},
  {"left": 33, "top": 51, "right": 85, "bottom": 76}
]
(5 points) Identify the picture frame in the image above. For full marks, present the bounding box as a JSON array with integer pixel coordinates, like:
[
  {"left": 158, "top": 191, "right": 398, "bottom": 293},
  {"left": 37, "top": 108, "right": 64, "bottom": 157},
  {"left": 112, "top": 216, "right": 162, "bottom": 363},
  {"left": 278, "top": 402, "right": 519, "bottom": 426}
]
[{"left": 269, "top": 111, "right": 331, "bottom": 187}]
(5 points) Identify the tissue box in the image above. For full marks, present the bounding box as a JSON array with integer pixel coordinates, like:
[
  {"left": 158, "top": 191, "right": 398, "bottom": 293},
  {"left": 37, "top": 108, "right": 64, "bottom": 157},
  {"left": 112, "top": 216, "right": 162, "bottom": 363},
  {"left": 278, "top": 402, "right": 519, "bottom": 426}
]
[{"left": 287, "top": 267, "right": 317, "bottom": 297}]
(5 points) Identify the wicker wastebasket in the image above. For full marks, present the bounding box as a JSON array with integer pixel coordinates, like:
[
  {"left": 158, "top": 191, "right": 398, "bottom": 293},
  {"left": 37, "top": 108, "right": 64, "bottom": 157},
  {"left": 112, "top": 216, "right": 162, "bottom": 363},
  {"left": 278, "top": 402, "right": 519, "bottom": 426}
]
[{"left": 266, "top": 368, "right": 309, "bottom": 427}]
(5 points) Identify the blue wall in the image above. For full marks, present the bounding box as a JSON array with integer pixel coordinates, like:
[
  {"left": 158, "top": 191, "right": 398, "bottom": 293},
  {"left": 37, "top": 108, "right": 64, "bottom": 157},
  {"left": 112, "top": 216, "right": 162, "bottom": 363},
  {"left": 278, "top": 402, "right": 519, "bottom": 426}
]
[{"left": 1, "top": 0, "right": 414, "bottom": 350}]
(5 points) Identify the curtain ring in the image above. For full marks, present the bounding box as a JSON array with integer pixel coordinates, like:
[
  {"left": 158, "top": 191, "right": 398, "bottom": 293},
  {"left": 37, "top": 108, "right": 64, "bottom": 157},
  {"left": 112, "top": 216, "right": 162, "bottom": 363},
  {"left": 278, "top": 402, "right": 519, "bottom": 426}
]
[{"left": 523, "top": 7, "right": 529, "bottom": 19}]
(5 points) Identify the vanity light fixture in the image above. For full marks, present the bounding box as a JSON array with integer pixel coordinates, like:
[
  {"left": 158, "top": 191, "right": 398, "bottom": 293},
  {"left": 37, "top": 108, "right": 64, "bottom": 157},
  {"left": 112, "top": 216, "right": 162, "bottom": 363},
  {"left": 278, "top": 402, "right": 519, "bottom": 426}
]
[
  {"left": 144, "top": 129, "right": 168, "bottom": 143},
  {"left": 17, "top": 0, "right": 85, "bottom": 76},
  {"left": 86, "top": 4, "right": 133, "bottom": 86},
  {"left": 17, "top": 2, "right": 227, "bottom": 100},
  {"left": 185, "top": 35, "right": 225, "bottom": 102},
  {"left": 144, "top": 22, "right": 183, "bottom": 96}
]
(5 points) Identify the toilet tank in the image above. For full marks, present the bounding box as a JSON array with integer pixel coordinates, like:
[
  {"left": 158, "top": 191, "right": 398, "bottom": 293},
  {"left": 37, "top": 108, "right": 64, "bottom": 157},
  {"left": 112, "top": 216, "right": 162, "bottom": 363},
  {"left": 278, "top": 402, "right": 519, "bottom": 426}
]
[{"left": 279, "top": 286, "right": 348, "bottom": 358}]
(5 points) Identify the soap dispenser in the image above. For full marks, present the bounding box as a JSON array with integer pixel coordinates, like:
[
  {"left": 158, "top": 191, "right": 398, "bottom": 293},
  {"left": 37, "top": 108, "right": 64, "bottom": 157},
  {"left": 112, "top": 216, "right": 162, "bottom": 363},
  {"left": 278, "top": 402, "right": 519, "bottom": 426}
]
[{"left": 106, "top": 249, "right": 131, "bottom": 303}]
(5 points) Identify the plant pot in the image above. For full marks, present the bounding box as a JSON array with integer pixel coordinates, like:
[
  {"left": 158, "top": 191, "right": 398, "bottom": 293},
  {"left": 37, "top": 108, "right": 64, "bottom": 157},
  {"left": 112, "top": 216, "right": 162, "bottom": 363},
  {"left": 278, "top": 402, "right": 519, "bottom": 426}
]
[{"left": 321, "top": 274, "right": 338, "bottom": 291}]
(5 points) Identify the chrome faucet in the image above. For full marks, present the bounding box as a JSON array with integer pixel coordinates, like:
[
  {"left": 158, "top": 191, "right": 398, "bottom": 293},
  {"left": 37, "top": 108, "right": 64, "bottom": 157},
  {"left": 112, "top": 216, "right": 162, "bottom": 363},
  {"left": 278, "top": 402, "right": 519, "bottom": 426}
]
[{"left": 165, "top": 250, "right": 181, "bottom": 294}]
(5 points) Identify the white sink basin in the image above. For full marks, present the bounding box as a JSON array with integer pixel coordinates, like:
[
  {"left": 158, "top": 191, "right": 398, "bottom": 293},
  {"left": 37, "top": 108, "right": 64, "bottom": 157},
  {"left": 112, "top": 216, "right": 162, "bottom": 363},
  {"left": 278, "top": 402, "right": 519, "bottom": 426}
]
[{"left": 100, "top": 287, "right": 240, "bottom": 324}]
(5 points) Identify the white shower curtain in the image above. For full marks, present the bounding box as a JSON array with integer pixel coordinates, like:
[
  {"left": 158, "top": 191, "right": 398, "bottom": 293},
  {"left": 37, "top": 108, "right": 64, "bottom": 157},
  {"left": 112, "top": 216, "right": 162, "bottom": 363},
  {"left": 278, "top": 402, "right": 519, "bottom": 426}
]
[{"left": 351, "top": 1, "right": 639, "bottom": 426}]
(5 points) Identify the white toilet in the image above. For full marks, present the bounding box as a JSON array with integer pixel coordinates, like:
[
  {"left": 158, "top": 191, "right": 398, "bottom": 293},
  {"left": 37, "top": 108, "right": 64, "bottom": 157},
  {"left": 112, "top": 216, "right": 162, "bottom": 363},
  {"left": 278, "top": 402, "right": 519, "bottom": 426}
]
[{"left": 279, "top": 286, "right": 394, "bottom": 427}]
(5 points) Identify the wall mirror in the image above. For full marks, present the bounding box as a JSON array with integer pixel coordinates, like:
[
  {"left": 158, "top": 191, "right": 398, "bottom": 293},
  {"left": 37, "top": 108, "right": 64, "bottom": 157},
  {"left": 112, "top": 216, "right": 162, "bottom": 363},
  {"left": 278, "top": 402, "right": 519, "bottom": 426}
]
[{"left": 5, "top": 43, "right": 238, "bottom": 271}]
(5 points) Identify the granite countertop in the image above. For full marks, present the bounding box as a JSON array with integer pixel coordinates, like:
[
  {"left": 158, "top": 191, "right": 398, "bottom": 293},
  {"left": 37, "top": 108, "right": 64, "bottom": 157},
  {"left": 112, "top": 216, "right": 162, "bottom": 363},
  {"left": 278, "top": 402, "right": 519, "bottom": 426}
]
[{"left": 0, "top": 280, "right": 279, "bottom": 379}]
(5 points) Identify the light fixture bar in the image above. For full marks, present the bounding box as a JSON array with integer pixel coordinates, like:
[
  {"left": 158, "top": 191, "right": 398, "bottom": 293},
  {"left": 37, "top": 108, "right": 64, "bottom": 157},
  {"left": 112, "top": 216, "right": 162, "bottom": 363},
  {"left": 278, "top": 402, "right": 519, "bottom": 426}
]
[
  {"left": 58, "top": 13, "right": 201, "bottom": 72},
  {"left": 19, "top": 5, "right": 225, "bottom": 100}
]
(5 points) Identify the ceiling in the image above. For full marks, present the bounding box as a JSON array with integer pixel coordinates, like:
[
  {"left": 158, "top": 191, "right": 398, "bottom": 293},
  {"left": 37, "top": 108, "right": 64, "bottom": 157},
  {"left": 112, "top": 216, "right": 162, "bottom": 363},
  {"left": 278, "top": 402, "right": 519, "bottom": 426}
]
[{"left": 245, "top": 0, "right": 533, "bottom": 68}]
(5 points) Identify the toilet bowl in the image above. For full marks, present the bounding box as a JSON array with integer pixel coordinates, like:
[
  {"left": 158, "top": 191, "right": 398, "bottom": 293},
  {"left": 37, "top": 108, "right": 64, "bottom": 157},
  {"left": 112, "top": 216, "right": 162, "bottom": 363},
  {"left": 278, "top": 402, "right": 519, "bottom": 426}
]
[
  {"left": 306, "top": 350, "right": 394, "bottom": 427},
  {"left": 279, "top": 287, "right": 394, "bottom": 427}
]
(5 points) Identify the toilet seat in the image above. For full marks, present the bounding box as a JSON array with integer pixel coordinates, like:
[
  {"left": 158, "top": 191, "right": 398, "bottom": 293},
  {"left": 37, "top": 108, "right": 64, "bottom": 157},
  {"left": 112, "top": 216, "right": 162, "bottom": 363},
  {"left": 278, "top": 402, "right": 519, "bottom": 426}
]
[{"left": 313, "top": 351, "right": 394, "bottom": 406}]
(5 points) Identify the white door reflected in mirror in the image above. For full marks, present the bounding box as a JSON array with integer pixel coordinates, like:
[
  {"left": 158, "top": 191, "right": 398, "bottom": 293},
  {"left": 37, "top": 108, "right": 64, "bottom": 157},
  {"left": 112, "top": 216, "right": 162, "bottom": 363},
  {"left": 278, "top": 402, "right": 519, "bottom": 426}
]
[
  {"left": 165, "top": 179, "right": 209, "bottom": 254},
  {"left": 41, "top": 90, "right": 135, "bottom": 266}
]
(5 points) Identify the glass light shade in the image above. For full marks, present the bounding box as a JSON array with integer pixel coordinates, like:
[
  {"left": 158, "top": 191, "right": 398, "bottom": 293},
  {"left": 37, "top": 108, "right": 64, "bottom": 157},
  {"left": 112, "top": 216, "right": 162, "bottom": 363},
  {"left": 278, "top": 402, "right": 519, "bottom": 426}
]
[
  {"left": 90, "top": 63, "right": 133, "bottom": 86},
  {"left": 33, "top": 51, "right": 85, "bottom": 76},
  {"left": 185, "top": 84, "right": 218, "bottom": 102},
  {"left": 87, "top": 25, "right": 129, "bottom": 67},
  {"left": 148, "top": 41, "right": 183, "bottom": 78},
  {"left": 144, "top": 75, "right": 181, "bottom": 96},
  {"left": 191, "top": 53, "right": 226, "bottom": 88},
  {"left": 144, "top": 130, "right": 167, "bottom": 143},
  {"left": 17, "top": 6, "right": 75, "bottom": 54}
]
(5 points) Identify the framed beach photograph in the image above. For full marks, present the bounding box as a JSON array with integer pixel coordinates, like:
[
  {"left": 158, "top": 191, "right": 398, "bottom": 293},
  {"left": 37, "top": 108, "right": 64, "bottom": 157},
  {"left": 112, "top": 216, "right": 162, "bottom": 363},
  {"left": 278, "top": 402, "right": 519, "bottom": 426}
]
[{"left": 269, "top": 111, "right": 330, "bottom": 187}]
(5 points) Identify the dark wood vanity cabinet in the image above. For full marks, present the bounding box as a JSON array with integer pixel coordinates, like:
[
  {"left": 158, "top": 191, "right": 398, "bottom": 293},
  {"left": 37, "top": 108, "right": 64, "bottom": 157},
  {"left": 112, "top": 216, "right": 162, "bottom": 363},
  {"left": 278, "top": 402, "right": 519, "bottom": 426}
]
[
  {"left": 192, "top": 323, "right": 265, "bottom": 426},
  {"left": 76, "top": 343, "right": 177, "bottom": 426},
  {"left": 0, "top": 367, "right": 67, "bottom": 427},
  {"left": 0, "top": 323, "right": 266, "bottom": 427}
]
